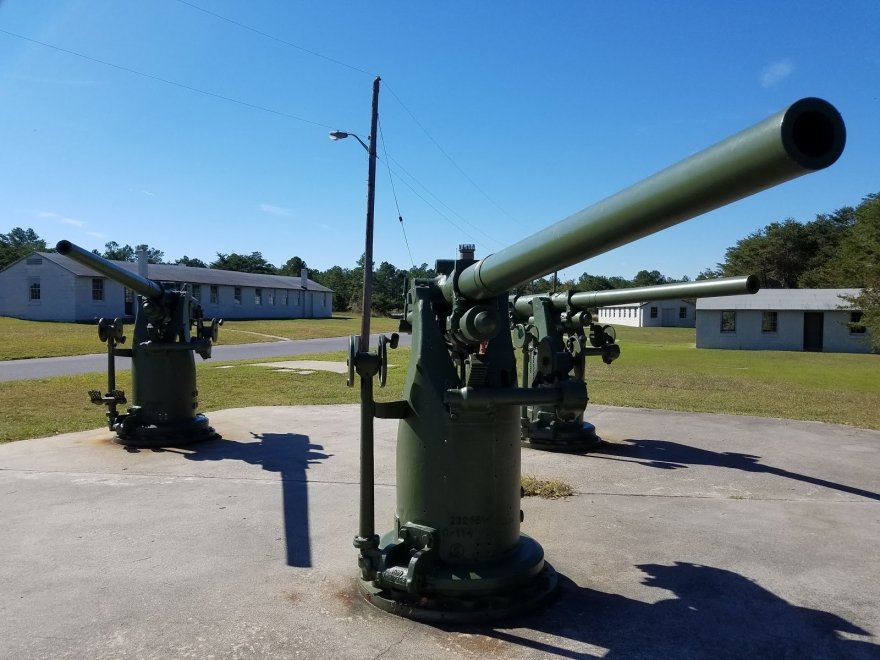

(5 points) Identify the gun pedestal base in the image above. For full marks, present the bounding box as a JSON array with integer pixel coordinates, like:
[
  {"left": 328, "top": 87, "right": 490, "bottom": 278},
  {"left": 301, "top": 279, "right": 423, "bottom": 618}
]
[
  {"left": 113, "top": 413, "right": 217, "bottom": 448},
  {"left": 359, "top": 535, "right": 557, "bottom": 623},
  {"left": 522, "top": 421, "right": 602, "bottom": 453}
]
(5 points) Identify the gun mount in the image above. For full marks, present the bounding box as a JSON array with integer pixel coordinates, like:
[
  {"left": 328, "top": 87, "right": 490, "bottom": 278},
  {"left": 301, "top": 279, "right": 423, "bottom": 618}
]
[
  {"left": 349, "top": 97, "right": 844, "bottom": 621},
  {"left": 56, "top": 240, "right": 222, "bottom": 447},
  {"left": 511, "top": 275, "right": 759, "bottom": 450}
]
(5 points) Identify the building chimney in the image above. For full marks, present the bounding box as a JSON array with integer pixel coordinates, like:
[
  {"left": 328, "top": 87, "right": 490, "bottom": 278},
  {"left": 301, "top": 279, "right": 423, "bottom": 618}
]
[
  {"left": 300, "top": 268, "right": 309, "bottom": 289},
  {"left": 137, "top": 248, "right": 148, "bottom": 279}
]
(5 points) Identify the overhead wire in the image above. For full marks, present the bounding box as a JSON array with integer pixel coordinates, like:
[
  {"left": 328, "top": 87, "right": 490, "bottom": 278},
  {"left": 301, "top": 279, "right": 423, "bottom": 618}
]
[
  {"left": 171, "top": 0, "right": 376, "bottom": 78},
  {"left": 3, "top": 6, "right": 510, "bottom": 254},
  {"left": 374, "top": 154, "right": 493, "bottom": 253},
  {"left": 382, "top": 152, "right": 502, "bottom": 248},
  {"left": 165, "top": 2, "right": 517, "bottom": 243},
  {"left": 377, "top": 120, "right": 416, "bottom": 269},
  {"left": 0, "top": 28, "right": 335, "bottom": 130},
  {"left": 382, "top": 82, "right": 527, "bottom": 230}
]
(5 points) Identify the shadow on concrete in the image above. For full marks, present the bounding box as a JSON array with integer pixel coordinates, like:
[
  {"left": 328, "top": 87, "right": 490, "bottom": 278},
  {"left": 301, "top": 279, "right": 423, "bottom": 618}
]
[
  {"left": 589, "top": 438, "right": 880, "bottom": 502},
  {"left": 460, "top": 562, "right": 876, "bottom": 658},
  {"left": 160, "top": 433, "right": 330, "bottom": 567}
]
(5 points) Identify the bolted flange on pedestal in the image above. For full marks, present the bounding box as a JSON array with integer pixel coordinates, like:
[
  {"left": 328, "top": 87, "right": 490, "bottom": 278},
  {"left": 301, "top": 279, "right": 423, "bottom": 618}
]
[
  {"left": 359, "top": 533, "right": 558, "bottom": 623},
  {"left": 113, "top": 410, "right": 218, "bottom": 448},
  {"left": 521, "top": 421, "right": 603, "bottom": 453}
]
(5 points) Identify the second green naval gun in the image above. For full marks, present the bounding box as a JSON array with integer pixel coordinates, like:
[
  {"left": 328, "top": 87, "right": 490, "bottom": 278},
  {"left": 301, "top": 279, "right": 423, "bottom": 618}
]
[{"left": 510, "top": 274, "right": 760, "bottom": 450}]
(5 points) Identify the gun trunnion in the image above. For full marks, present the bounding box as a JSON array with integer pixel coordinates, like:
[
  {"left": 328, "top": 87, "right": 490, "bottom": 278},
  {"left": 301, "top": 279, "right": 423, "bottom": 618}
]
[{"left": 56, "top": 240, "right": 221, "bottom": 447}]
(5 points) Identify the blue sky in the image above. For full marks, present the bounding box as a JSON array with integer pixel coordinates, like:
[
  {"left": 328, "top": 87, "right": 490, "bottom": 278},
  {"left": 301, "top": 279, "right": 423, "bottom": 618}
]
[{"left": 1, "top": 1, "right": 877, "bottom": 282}]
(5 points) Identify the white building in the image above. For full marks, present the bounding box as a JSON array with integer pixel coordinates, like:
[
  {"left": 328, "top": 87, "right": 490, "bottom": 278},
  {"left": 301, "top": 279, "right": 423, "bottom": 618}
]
[
  {"left": 0, "top": 251, "right": 333, "bottom": 322},
  {"left": 696, "top": 289, "right": 870, "bottom": 353},
  {"left": 596, "top": 300, "right": 695, "bottom": 328}
]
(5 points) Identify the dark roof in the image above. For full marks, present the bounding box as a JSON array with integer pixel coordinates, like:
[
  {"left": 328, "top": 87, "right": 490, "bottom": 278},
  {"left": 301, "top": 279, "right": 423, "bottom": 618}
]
[
  {"left": 35, "top": 252, "right": 332, "bottom": 292},
  {"left": 697, "top": 289, "right": 860, "bottom": 311}
]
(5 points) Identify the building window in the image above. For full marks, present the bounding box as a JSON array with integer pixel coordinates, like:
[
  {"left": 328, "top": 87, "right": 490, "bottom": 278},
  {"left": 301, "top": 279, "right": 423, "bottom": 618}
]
[
  {"left": 255, "top": 288, "right": 262, "bottom": 305},
  {"left": 210, "top": 285, "right": 219, "bottom": 304},
  {"left": 850, "top": 311, "right": 866, "bottom": 334},
  {"left": 679, "top": 307, "right": 687, "bottom": 319},
  {"left": 650, "top": 306, "right": 658, "bottom": 319},
  {"left": 92, "top": 278, "right": 104, "bottom": 301},
  {"left": 721, "top": 311, "right": 736, "bottom": 333},
  {"left": 268, "top": 289, "right": 275, "bottom": 305},
  {"left": 762, "top": 311, "right": 778, "bottom": 333},
  {"left": 234, "top": 286, "right": 242, "bottom": 304},
  {"left": 281, "top": 290, "right": 288, "bottom": 306},
  {"left": 29, "top": 279, "right": 41, "bottom": 301},
  {"left": 191, "top": 284, "right": 201, "bottom": 302}
]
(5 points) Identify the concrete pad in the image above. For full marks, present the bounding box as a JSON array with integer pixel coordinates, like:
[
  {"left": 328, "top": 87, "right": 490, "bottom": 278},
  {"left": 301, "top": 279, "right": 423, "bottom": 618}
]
[{"left": 1, "top": 405, "right": 878, "bottom": 658}]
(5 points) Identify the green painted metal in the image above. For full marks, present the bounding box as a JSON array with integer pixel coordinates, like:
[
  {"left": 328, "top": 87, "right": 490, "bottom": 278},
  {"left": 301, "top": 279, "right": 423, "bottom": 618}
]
[
  {"left": 511, "top": 276, "right": 759, "bottom": 451},
  {"left": 56, "top": 240, "right": 164, "bottom": 299},
  {"left": 450, "top": 97, "right": 844, "bottom": 301},
  {"left": 354, "top": 98, "right": 844, "bottom": 621},
  {"left": 56, "top": 240, "right": 220, "bottom": 447},
  {"left": 511, "top": 275, "right": 759, "bottom": 319}
]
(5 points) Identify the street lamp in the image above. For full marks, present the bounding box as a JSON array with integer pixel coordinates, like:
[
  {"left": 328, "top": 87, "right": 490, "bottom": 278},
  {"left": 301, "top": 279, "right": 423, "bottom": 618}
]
[
  {"left": 328, "top": 131, "right": 369, "bottom": 152},
  {"left": 329, "top": 76, "right": 380, "bottom": 353}
]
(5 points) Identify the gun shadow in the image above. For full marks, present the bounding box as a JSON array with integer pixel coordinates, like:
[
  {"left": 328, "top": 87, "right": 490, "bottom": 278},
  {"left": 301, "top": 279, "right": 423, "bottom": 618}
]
[
  {"left": 160, "top": 433, "right": 330, "bottom": 567},
  {"left": 447, "top": 562, "right": 876, "bottom": 658},
  {"left": 588, "top": 438, "right": 880, "bottom": 502}
]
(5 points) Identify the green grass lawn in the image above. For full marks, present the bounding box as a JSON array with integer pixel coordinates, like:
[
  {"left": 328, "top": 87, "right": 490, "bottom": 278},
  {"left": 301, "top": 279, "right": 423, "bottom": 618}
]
[
  {"left": 0, "top": 315, "right": 401, "bottom": 359},
  {"left": 0, "top": 324, "right": 877, "bottom": 443},
  {"left": 589, "top": 327, "right": 879, "bottom": 430}
]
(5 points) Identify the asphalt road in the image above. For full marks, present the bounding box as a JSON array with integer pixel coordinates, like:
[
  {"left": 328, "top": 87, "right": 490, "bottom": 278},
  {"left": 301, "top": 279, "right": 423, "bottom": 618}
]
[{"left": 0, "top": 333, "right": 411, "bottom": 382}]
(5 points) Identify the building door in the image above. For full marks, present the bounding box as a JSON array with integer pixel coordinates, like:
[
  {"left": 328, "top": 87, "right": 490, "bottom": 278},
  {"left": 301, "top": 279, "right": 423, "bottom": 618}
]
[
  {"left": 803, "top": 312, "right": 824, "bottom": 351},
  {"left": 661, "top": 308, "right": 675, "bottom": 326}
]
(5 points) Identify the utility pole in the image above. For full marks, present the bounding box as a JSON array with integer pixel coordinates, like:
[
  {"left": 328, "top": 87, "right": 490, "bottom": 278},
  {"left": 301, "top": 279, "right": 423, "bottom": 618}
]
[{"left": 360, "top": 76, "right": 380, "bottom": 352}]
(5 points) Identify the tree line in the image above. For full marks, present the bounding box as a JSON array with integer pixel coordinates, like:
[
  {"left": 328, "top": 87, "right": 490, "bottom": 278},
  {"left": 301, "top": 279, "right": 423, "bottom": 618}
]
[{"left": 2, "top": 192, "right": 877, "bottom": 344}]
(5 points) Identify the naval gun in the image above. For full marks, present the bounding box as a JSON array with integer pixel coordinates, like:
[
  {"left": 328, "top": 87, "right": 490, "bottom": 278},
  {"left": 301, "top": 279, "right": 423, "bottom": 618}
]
[
  {"left": 56, "top": 240, "right": 221, "bottom": 447},
  {"left": 348, "top": 97, "right": 845, "bottom": 621},
  {"left": 511, "top": 274, "right": 760, "bottom": 450}
]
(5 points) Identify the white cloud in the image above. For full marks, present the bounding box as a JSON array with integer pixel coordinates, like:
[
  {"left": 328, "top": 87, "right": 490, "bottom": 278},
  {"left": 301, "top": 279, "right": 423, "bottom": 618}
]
[
  {"left": 127, "top": 187, "right": 156, "bottom": 197},
  {"left": 25, "top": 209, "right": 85, "bottom": 227},
  {"left": 87, "top": 231, "right": 107, "bottom": 241},
  {"left": 260, "top": 203, "right": 294, "bottom": 217},
  {"left": 760, "top": 59, "right": 794, "bottom": 88}
]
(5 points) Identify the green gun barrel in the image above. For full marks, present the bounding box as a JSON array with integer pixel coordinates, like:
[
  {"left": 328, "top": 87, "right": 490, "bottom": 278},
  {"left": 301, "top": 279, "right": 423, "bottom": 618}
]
[
  {"left": 56, "top": 239, "right": 165, "bottom": 300},
  {"left": 510, "top": 275, "right": 759, "bottom": 320},
  {"left": 452, "top": 97, "right": 844, "bottom": 302}
]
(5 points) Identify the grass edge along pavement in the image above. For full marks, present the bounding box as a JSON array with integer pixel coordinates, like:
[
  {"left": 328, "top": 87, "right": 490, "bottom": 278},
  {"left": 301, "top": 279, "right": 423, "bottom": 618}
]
[
  {"left": 0, "top": 315, "right": 401, "bottom": 360},
  {"left": 1, "top": 333, "right": 879, "bottom": 443}
]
